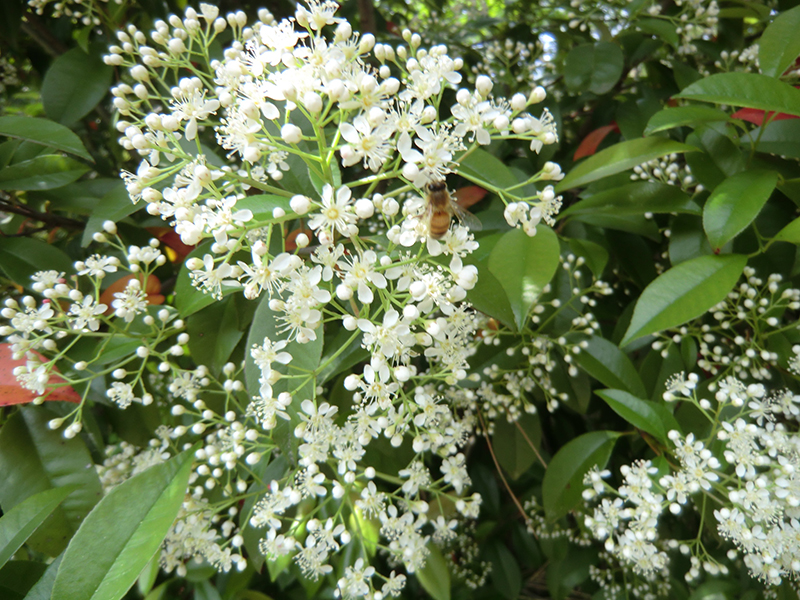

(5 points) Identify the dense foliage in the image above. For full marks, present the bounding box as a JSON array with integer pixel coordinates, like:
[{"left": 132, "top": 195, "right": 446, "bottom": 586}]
[{"left": 2, "top": 1, "right": 800, "bottom": 599}]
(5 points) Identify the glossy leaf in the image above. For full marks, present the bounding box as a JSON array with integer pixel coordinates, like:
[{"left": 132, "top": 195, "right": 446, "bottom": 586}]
[
  {"left": 620, "top": 254, "right": 748, "bottom": 346},
  {"left": 464, "top": 232, "right": 517, "bottom": 330},
  {"left": 561, "top": 182, "right": 700, "bottom": 219},
  {"left": 595, "top": 389, "right": 675, "bottom": 444},
  {"left": 486, "top": 541, "right": 522, "bottom": 600},
  {"left": 0, "top": 116, "right": 92, "bottom": 161},
  {"left": 488, "top": 227, "right": 560, "bottom": 331},
  {"left": 187, "top": 298, "right": 244, "bottom": 374},
  {"left": 773, "top": 217, "right": 800, "bottom": 244},
  {"left": 82, "top": 184, "right": 141, "bottom": 247},
  {"left": 643, "top": 106, "right": 730, "bottom": 135},
  {"left": 0, "top": 407, "right": 102, "bottom": 556},
  {"left": 0, "top": 487, "right": 74, "bottom": 570},
  {"left": 703, "top": 170, "right": 778, "bottom": 250},
  {"left": 567, "top": 238, "right": 608, "bottom": 277},
  {"left": 676, "top": 73, "right": 800, "bottom": 117},
  {"left": 0, "top": 155, "right": 89, "bottom": 191},
  {"left": 492, "top": 414, "right": 542, "bottom": 480},
  {"left": 0, "top": 237, "right": 73, "bottom": 289},
  {"left": 416, "top": 543, "right": 450, "bottom": 600},
  {"left": 564, "top": 42, "right": 624, "bottom": 95},
  {"left": 51, "top": 450, "right": 195, "bottom": 600},
  {"left": 0, "top": 345, "right": 81, "bottom": 406},
  {"left": 20, "top": 554, "right": 62, "bottom": 600},
  {"left": 174, "top": 243, "right": 240, "bottom": 317},
  {"left": 759, "top": 5, "right": 800, "bottom": 78},
  {"left": 573, "top": 124, "right": 618, "bottom": 160},
  {"left": 458, "top": 148, "right": 518, "bottom": 190},
  {"left": 235, "top": 194, "right": 294, "bottom": 223},
  {"left": 41, "top": 48, "right": 112, "bottom": 125},
  {"left": 574, "top": 336, "right": 647, "bottom": 398},
  {"left": 542, "top": 431, "right": 620, "bottom": 521},
  {"left": 555, "top": 138, "right": 697, "bottom": 192},
  {"left": 750, "top": 119, "right": 800, "bottom": 159},
  {"left": 732, "top": 108, "right": 798, "bottom": 127}
]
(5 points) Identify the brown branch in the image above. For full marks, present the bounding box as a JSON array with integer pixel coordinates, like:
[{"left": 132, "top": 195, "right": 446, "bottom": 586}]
[
  {"left": 477, "top": 411, "right": 532, "bottom": 531},
  {"left": 0, "top": 198, "right": 84, "bottom": 231},
  {"left": 20, "top": 11, "right": 69, "bottom": 57}
]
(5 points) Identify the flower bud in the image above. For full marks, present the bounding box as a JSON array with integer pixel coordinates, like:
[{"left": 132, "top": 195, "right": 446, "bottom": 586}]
[{"left": 281, "top": 123, "right": 303, "bottom": 144}]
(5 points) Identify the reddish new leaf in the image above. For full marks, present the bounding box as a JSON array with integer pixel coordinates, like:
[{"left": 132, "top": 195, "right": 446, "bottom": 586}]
[
  {"left": 731, "top": 108, "right": 799, "bottom": 126},
  {"left": 145, "top": 227, "right": 195, "bottom": 262},
  {"left": 0, "top": 345, "right": 80, "bottom": 406},
  {"left": 453, "top": 185, "right": 488, "bottom": 209},
  {"left": 574, "top": 124, "right": 619, "bottom": 160},
  {"left": 286, "top": 228, "right": 314, "bottom": 252},
  {"left": 98, "top": 273, "right": 165, "bottom": 314}
]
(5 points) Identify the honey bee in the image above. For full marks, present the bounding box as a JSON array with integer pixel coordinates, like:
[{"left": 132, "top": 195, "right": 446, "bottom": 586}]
[{"left": 424, "top": 180, "right": 482, "bottom": 239}]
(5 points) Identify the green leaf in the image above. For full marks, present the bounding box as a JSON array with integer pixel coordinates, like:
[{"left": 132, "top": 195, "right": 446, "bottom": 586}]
[
  {"left": 187, "top": 297, "right": 244, "bottom": 373},
  {"left": 643, "top": 106, "right": 730, "bottom": 136},
  {"left": 41, "top": 48, "right": 113, "bottom": 125},
  {"left": 244, "top": 293, "right": 323, "bottom": 461},
  {"left": 235, "top": 194, "right": 294, "bottom": 223},
  {"left": 637, "top": 18, "right": 679, "bottom": 47},
  {"left": 0, "top": 237, "right": 74, "bottom": 287},
  {"left": 574, "top": 336, "right": 647, "bottom": 398},
  {"left": 620, "top": 254, "right": 748, "bottom": 346},
  {"left": 561, "top": 182, "right": 700, "bottom": 219},
  {"left": 555, "top": 138, "right": 697, "bottom": 192},
  {"left": 0, "top": 407, "right": 102, "bottom": 557},
  {"left": 595, "top": 389, "right": 674, "bottom": 444},
  {"left": 0, "top": 116, "right": 92, "bottom": 161},
  {"left": 492, "top": 414, "right": 542, "bottom": 480},
  {"left": 0, "top": 155, "right": 89, "bottom": 191},
  {"left": 542, "top": 431, "right": 620, "bottom": 521},
  {"left": 416, "top": 543, "right": 450, "bottom": 600},
  {"left": 567, "top": 239, "right": 608, "bottom": 278},
  {"left": 22, "top": 554, "right": 63, "bottom": 600},
  {"left": 703, "top": 170, "right": 778, "bottom": 250},
  {"left": 51, "top": 450, "right": 195, "bottom": 600},
  {"left": 773, "top": 217, "right": 800, "bottom": 244},
  {"left": 676, "top": 73, "right": 800, "bottom": 117},
  {"left": 669, "top": 215, "right": 714, "bottom": 265},
  {"left": 81, "top": 184, "right": 141, "bottom": 247},
  {"left": 751, "top": 119, "right": 800, "bottom": 159},
  {"left": 488, "top": 227, "right": 560, "bottom": 331},
  {"left": 486, "top": 541, "right": 522, "bottom": 600},
  {"left": 174, "top": 243, "right": 240, "bottom": 317},
  {"left": 458, "top": 148, "right": 518, "bottom": 190},
  {"left": 0, "top": 488, "right": 74, "bottom": 570},
  {"left": 759, "top": 5, "right": 800, "bottom": 78},
  {"left": 564, "top": 42, "right": 624, "bottom": 95},
  {"left": 464, "top": 233, "right": 517, "bottom": 331}
]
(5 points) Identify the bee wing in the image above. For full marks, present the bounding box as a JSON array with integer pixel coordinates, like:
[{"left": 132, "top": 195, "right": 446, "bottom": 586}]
[{"left": 451, "top": 202, "right": 483, "bottom": 232}]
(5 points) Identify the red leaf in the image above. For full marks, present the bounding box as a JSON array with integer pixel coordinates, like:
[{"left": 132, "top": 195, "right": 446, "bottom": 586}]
[
  {"left": 285, "top": 228, "right": 314, "bottom": 252},
  {"left": 98, "top": 273, "right": 165, "bottom": 314},
  {"left": 453, "top": 185, "right": 488, "bottom": 209},
  {"left": 145, "top": 227, "right": 196, "bottom": 262},
  {"left": 574, "top": 124, "right": 619, "bottom": 161},
  {"left": 0, "top": 344, "right": 81, "bottom": 406},
  {"left": 731, "top": 108, "right": 800, "bottom": 126}
]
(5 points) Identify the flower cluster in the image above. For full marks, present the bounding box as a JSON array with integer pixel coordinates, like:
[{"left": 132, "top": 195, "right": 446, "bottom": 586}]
[
  {"left": 3, "top": 0, "right": 567, "bottom": 593},
  {"left": 650, "top": 268, "right": 800, "bottom": 382},
  {"left": 583, "top": 373, "right": 800, "bottom": 588},
  {"left": 630, "top": 154, "right": 700, "bottom": 194}
]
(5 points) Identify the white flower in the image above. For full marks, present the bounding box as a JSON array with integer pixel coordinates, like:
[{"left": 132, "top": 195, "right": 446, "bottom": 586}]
[
  {"left": 69, "top": 296, "right": 107, "bottom": 331},
  {"left": 308, "top": 185, "right": 358, "bottom": 239},
  {"left": 338, "top": 250, "right": 387, "bottom": 305},
  {"left": 339, "top": 115, "right": 394, "bottom": 171}
]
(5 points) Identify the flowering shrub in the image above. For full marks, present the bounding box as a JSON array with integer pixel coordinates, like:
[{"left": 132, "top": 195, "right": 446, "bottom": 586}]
[{"left": 2, "top": 0, "right": 800, "bottom": 599}]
